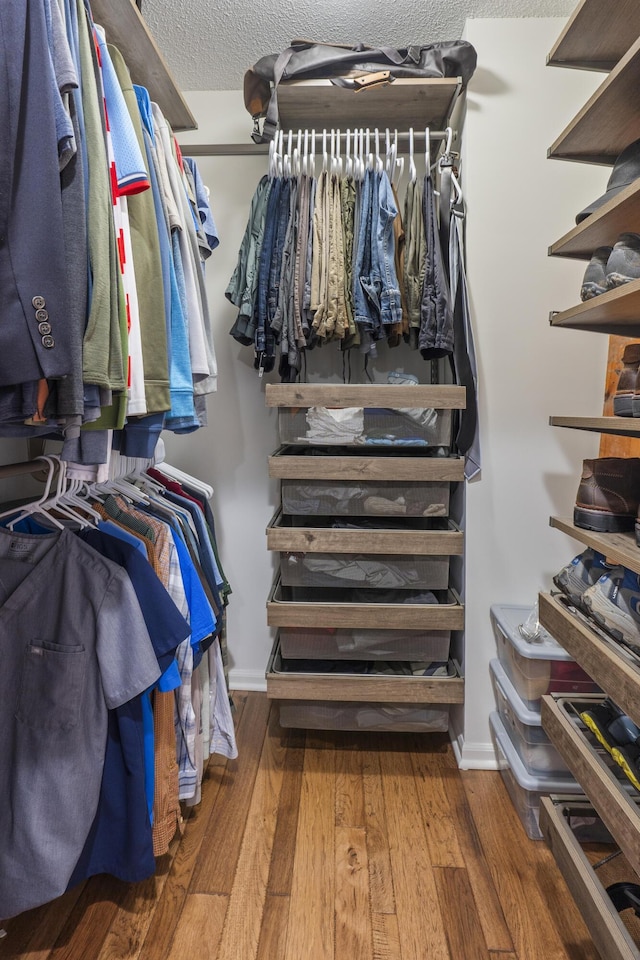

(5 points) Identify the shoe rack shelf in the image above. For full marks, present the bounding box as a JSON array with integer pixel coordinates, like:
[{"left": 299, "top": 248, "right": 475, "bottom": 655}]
[
  {"left": 542, "top": 9, "right": 640, "bottom": 956},
  {"left": 263, "top": 383, "right": 466, "bottom": 725}
]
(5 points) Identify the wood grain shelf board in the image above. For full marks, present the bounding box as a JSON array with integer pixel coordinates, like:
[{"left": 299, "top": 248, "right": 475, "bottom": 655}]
[
  {"left": 542, "top": 695, "right": 640, "bottom": 877},
  {"left": 277, "top": 78, "right": 462, "bottom": 133},
  {"left": 265, "top": 383, "right": 466, "bottom": 409},
  {"left": 550, "top": 416, "right": 640, "bottom": 437},
  {"left": 267, "top": 598, "right": 464, "bottom": 631},
  {"left": 268, "top": 452, "right": 465, "bottom": 481},
  {"left": 548, "top": 36, "right": 640, "bottom": 164},
  {"left": 550, "top": 278, "right": 640, "bottom": 335},
  {"left": 538, "top": 592, "right": 640, "bottom": 729},
  {"left": 547, "top": 0, "right": 640, "bottom": 70},
  {"left": 91, "top": 0, "right": 197, "bottom": 132},
  {"left": 266, "top": 525, "right": 463, "bottom": 556},
  {"left": 549, "top": 180, "right": 640, "bottom": 260},
  {"left": 540, "top": 798, "right": 640, "bottom": 960},
  {"left": 266, "top": 670, "right": 464, "bottom": 704},
  {"left": 549, "top": 517, "right": 640, "bottom": 575}
]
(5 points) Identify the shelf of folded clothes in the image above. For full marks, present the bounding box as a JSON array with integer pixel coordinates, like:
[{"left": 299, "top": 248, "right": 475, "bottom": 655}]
[
  {"left": 266, "top": 511, "right": 463, "bottom": 556},
  {"left": 269, "top": 444, "right": 464, "bottom": 483},
  {"left": 542, "top": 693, "right": 640, "bottom": 875},
  {"left": 266, "top": 635, "right": 463, "bottom": 705},
  {"left": 550, "top": 518, "right": 640, "bottom": 576},
  {"left": 539, "top": 592, "right": 640, "bottom": 731},
  {"left": 548, "top": 36, "right": 640, "bottom": 164},
  {"left": 265, "top": 383, "right": 464, "bottom": 448},
  {"left": 547, "top": 0, "right": 640, "bottom": 71},
  {"left": 541, "top": 796, "right": 640, "bottom": 960},
  {"left": 267, "top": 576, "right": 464, "bottom": 631}
]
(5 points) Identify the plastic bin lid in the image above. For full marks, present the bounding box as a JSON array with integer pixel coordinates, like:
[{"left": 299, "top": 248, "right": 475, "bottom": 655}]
[
  {"left": 490, "top": 604, "right": 574, "bottom": 661},
  {"left": 490, "top": 711, "right": 581, "bottom": 793},
  {"left": 490, "top": 658, "right": 542, "bottom": 728}
]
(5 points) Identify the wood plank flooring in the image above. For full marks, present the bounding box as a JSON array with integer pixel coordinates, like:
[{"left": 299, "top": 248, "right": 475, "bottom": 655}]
[{"left": 0, "top": 692, "right": 603, "bottom": 960}]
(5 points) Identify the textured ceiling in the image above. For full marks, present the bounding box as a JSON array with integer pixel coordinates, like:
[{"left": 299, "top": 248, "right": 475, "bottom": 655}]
[{"left": 143, "top": 0, "right": 575, "bottom": 91}]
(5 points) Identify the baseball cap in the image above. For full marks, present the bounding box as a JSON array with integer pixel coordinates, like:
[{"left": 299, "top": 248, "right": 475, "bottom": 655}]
[{"left": 576, "top": 138, "right": 640, "bottom": 224}]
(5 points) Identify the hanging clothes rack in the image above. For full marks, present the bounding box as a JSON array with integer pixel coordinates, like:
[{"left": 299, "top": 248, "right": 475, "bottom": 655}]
[{"left": 181, "top": 128, "right": 456, "bottom": 157}]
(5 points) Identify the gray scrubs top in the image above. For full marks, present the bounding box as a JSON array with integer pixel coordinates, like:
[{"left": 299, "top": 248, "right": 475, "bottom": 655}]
[{"left": 0, "top": 526, "right": 161, "bottom": 918}]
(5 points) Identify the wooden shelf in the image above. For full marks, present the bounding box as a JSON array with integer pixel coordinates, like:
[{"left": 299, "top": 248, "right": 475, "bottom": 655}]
[
  {"left": 549, "top": 179, "right": 640, "bottom": 260},
  {"left": 266, "top": 519, "right": 463, "bottom": 556},
  {"left": 266, "top": 642, "right": 464, "bottom": 703},
  {"left": 540, "top": 798, "right": 640, "bottom": 960},
  {"left": 265, "top": 383, "right": 466, "bottom": 409},
  {"left": 90, "top": 0, "right": 197, "bottom": 132},
  {"left": 538, "top": 593, "right": 640, "bottom": 729},
  {"left": 549, "top": 517, "right": 640, "bottom": 573},
  {"left": 550, "top": 278, "right": 640, "bottom": 335},
  {"left": 547, "top": 0, "right": 640, "bottom": 71},
  {"left": 268, "top": 450, "right": 465, "bottom": 482},
  {"left": 548, "top": 36, "right": 640, "bottom": 164},
  {"left": 277, "top": 78, "right": 461, "bottom": 133},
  {"left": 550, "top": 416, "right": 640, "bottom": 437},
  {"left": 542, "top": 695, "right": 640, "bottom": 877}
]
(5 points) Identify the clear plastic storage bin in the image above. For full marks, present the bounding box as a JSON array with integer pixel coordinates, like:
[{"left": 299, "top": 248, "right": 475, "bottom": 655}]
[
  {"left": 277, "top": 406, "right": 452, "bottom": 447},
  {"left": 279, "top": 626, "right": 452, "bottom": 661},
  {"left": 278, "top": 700, "right": 450, "bottom": 732},
  {"left": 280, "top": 478, "right": 450, "bottom": 518},
  {"left": 280, "top": 552, "right": 450, "bottom": 590},
  {"left": 490, "top": 712, "right": 581, "bottom": 840},
  {"left": 491, "top": 604, "right": 599, "bottom": 709},
  {"left": 490, "top": 659, "right": 569, "bottom": 777}
]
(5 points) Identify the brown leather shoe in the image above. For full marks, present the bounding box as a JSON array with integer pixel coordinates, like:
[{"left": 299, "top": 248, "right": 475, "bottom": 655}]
[
  {"left": 614, "top": 343, "right": 640, "bottom": 417},
  {"left": 574, "top": 458, "right": 640, "bottom": 532}
]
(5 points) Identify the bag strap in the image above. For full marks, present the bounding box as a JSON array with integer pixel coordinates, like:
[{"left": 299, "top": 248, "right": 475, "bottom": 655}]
[{"left": 256, "top": 47, "right": 297, "bottom": 143}]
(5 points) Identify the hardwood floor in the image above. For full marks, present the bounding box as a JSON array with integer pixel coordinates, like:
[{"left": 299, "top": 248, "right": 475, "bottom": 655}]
[{"left": 1, "top": 692, "right": 603, "bottom": 960}]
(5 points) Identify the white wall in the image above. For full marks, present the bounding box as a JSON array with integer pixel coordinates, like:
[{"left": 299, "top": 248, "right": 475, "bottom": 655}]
[
  {"left": 459, "top": 18, "right": 609, "bottom": 766},
  {"left": 170, "top": 29, "right": 611, "bottom": 761}
]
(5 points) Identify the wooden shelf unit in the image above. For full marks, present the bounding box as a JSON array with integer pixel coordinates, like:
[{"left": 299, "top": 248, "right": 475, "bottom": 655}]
[
  {"left": 541, "top": 10, "right": 640, "bottom": 953},
  {"left": 90, "top": 0, "right": 197, "bottom": 132},
  {"left": 549, "top": 416, "right": 640, "bottom": 437},
  {"left": 550, "top": 278, "right": 640, "bottom": 336},
  {"left": 548, "top": 36, "right": 640, "bottom": 164},
  {"left": 547, "top": 0, "right": 640, "bottom": 70}
]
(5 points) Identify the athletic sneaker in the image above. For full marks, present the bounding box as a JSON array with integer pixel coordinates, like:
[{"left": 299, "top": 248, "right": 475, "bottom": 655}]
[
  {"left": 553, "top": 548, "right": 613, "bottom": 613},
  {"left": 582, "top": 566, "right": 640, "bottom": 654},
  {"left": 580, "top": 698, "right": 640, "bottom": 756},
  {"left": 612, "top": 742, "right": 640, "bottom": 791}
]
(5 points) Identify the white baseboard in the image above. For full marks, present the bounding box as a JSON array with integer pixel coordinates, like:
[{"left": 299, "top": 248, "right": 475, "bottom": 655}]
[
  {"left": 451, "top": 733, "right": 499, "bottom": 770},
  {"left": 229, "top": 668, "right": 267, "bottom": 692}
]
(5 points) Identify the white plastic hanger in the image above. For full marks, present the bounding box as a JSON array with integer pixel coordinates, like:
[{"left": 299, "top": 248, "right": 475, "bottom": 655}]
[
  {"left": 424, "top": 126, "right": 431, "bottom": 177},
  {"left": 408, "top": 127, "right": 417, "bottom": 183},
  {"left": 322, "top": 128, "right": 328, "bottom": 173}
]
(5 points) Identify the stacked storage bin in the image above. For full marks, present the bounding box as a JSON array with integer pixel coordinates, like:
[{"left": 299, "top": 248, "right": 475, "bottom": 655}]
[
  {"left": 264, "top": 384, "right": 467, "bottom": 732},
  {"left": 489, "top": 604, "right": 600, "bottom": 838}
]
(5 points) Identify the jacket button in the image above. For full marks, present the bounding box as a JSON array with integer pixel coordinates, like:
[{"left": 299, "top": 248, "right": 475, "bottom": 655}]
[
  {"left": 35, "top": 308, "right": 49, "bottom": 322},
  {"left": 32, "top": 296, "right": 46, "bottom": 309},
  {"left": 41, "top": 335, "right": 55, "bottom": 349},
  {"left": 38, "top": 321, "right": 52, "bottom": 335}
]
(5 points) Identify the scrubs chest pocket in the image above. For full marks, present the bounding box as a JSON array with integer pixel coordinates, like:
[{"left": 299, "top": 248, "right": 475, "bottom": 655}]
[{"left": 16, "top": 639, "right": 86, "bottom": 732}]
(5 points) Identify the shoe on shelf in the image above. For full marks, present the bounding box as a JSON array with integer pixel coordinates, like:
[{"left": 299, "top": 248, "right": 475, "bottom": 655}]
[
  {"left": 580, "top": 697, "right": 640, "bottom": 756},
  {"left": 580, "top": 246, "right": 612, "bottom": 301},
  {"left": 574, "top": 457, "right": 640, "bottom": 533},
  {"left": 553, "top": 548, "right": 613, "bottom": 612},
  {"left": 605, "top": 233, "right": 640, "bottom": 289},
  {"left": 611, "top": 742, "right": 640, "bottom": 791},
  {"left": 582, "top": 566, "right": 640, "bottom": 655},
  {"left": 614, "top": 343, "right": 640, "bottom": 417}
]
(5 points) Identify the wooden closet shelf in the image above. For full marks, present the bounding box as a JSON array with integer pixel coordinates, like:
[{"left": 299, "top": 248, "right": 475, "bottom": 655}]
[
  {"left": 549, "top": 416, "right": 640, "bottom": 437},
  {"left": 538, "top": 592, "right": 640, "bottom": 729},
  {"left": 266, "top": 520, "right": 464, "bottom": 556},
  {"left": 276, "top": 77, "right": 462, "bottom": 133},
  {"left": 268, "top": 449, "right": 465, "bottom": 481},
  {"left": 265, "top": 383, "right": 466, "bottom": 409},
  {"left": 550, "top": 278, "right": 640, "bottom": 335},
  {"left": 542, "top": 695, "right": 640, "bottom": 877},
  {"left": 547, "top": 0, "right": 640, "bottom": 70},
  {"left": 548, "top": 35, "right": 640, "bottom": 164},
  {"left": 549, "top": 517, "right": 640, "bottom": 573},
  {"left": 549, "top": 179, "right": 640, "bottom": 260},
  {"left": 540, "top": 798, "right": 640, "bottom": 960},
  {"left": 90, "top": 0, "right": 197, "bottom": 132}
]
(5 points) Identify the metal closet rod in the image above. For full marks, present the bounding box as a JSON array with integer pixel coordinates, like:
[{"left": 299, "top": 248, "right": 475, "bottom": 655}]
[
  {"left": 0, "top": 459, "right": 51, "bottom": 480},
  {"left": 182, "top": 128, "right": 456, "bottom": 157}
]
